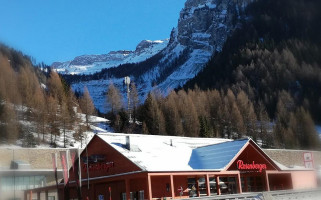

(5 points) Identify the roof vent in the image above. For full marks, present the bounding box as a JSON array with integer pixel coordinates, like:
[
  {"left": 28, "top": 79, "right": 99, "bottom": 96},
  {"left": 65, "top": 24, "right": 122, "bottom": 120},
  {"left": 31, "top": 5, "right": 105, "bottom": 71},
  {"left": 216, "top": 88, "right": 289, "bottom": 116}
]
[
  {"left": 125, "top": 135, "right": 141, "bottom": 152},
  {"left": 126, "top": 135, "right": 131, "bottom": 150}
]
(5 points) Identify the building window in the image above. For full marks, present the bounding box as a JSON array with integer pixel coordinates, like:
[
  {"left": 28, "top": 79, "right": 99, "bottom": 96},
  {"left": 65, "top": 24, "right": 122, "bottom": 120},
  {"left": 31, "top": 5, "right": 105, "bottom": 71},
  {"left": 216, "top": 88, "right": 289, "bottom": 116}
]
[
  {"left": 187, "top": 178, "right": 197, "bottom": 197},
  {"left": 244, "top": 176, "right": 264, "bottom": 192},
  {"left": 219, "top": 177, "right": 237, "bottom": 195},
  {"left": 0, "top": 176, "right": 46, "bottom": 191},
  {"left": 139, "top": 190, "right": 144, "bottom": 200},
  {"left": 247, "top": 176, "right": 254, "bottom": 192},
  {"left": 198, "top": 177, "right": 207, "bottom": 196},
  {"left": 209, "top": 177, "right": 217, "bottom": 195},
  {"left": 121, "top": 193, "right": 126, "bottom": 200}
]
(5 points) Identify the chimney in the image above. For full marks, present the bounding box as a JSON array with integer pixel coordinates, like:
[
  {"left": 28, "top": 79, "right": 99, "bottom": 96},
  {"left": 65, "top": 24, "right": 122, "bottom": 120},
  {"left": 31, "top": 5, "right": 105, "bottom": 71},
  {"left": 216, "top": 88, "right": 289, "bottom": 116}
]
[{"left": 126, "top": 136, "right": 131, "bottom": 151}]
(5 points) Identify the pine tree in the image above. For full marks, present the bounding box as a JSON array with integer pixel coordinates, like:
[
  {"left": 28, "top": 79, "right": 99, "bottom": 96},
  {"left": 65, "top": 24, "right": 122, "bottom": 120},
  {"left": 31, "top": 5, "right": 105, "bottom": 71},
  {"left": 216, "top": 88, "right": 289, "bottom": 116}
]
[{"left": 199, "top": 116, "right": 211, "bottom": 138}]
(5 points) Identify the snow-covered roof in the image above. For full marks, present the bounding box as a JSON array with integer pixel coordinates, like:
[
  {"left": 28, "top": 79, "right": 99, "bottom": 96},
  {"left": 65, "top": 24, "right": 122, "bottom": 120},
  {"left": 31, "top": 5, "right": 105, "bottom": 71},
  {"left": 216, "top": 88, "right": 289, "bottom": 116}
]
[
  {"left": 189, "top": 139, "right": 248, "bottom": 170},
  {"left": 96, "top": 133, "right": 232, "bottom": 171}
]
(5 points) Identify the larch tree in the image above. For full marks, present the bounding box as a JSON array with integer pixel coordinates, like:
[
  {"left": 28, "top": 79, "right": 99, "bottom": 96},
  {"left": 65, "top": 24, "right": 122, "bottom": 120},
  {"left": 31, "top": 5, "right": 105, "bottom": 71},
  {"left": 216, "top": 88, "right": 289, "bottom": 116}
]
[
  {"left": 130, "top": 83, "right": 139, "bottom": 122},
  {"left": 142, "top": 93, "right": 166, "bottom": 135},
  {"left": 105, "top": 82, "right": 122, "bottom": 114},
  {"left": 292, "top": 107, "right": 320, "bottom": 150},
  {"left": 273, "top": 91, "right": 295, "bottom": 148},
  {"left": 177, "top": 90, "right": 199, "bottom": 137},
  {"left": 256, "top": 101, "right": 272, "bottom": 147},
  {"left": 33, "top": 86, "right": 47, "bottom": 142},
  {"left": 236, "top": 91, "right": 257, "bottom": 141},
  {"left": 47, "top": 96, "right": 60, "bottom": 145},
  {"left": 208, "top": 89, "right": 223, "bottom": 138},
  {"left": 163, "top": 91, "right": 183, "bottom": 136},
  {"left": 0, "top": 104, "right": 19, "bottom": 143},
  {"left": 47, "top": 71, "right": 65, "bottom": 105},
  {"left": 79, "top": 87, "right": 95, "bottom": 129}
]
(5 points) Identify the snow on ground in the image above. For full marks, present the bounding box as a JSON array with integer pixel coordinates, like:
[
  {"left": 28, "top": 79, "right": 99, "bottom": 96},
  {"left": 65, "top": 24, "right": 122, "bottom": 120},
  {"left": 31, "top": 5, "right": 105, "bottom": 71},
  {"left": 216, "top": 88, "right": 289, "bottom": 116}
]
[{"left": 0, "top": 113, "right": 111, "bottom": 149}]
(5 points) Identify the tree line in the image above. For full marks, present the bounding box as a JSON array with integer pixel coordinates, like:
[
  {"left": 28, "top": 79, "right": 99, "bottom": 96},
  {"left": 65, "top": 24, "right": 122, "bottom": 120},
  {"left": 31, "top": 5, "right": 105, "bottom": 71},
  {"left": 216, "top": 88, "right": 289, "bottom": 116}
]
[{"left": 106, "top": 84, "right": 320, "bottom": 150}]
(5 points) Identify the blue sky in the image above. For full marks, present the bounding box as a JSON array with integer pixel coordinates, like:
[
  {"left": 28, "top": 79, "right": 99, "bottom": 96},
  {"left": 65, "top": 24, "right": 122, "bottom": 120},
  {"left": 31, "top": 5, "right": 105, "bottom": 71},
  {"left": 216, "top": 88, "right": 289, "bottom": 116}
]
[{"left": 0, "top": 0, "right": 185, "bottom": 64}]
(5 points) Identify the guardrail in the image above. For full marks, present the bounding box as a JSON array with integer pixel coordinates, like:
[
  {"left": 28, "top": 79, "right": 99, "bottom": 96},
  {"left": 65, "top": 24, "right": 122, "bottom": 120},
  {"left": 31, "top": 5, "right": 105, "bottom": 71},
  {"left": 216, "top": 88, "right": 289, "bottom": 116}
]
[{"left": 178, "top": 188, "right": 321, "bottom": 200}]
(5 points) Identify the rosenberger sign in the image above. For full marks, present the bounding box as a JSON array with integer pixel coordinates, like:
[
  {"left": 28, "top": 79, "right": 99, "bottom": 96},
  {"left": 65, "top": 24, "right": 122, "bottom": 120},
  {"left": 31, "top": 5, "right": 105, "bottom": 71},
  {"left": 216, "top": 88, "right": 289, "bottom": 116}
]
[
  {"left": 82, "top": 154, "right": 114, "bottom": 173},
  {"left": 237, "top": 160, "right": 267, "bottom": 172}
]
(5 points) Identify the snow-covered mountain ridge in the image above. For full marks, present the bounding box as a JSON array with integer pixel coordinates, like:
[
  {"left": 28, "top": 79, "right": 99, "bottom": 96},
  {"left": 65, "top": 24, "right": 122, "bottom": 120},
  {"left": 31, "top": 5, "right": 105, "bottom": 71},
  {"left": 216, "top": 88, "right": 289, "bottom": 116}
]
[
  {"left": 60, "top": 0, "right": 253, "bottom": 112},
  {"left": 52, "top": 39, "right": 169, "bottom": 75}
]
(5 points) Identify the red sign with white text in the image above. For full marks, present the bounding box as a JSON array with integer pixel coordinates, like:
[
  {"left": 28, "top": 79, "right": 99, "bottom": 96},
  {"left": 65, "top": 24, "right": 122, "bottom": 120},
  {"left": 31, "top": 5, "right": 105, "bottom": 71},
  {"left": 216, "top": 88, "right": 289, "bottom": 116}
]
[
  {"left": 237, "top": 160, "right": 267, "bottom": 172},
  {"left": 82, "top": 154, "right": 114, "bottom": 173}
]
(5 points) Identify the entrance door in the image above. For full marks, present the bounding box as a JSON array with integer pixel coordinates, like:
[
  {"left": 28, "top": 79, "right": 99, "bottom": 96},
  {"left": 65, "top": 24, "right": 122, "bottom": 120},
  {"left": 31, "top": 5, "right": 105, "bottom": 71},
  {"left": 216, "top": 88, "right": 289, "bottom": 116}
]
[{"left": 241, "top": 175, "right": 265, "bottom": 192}]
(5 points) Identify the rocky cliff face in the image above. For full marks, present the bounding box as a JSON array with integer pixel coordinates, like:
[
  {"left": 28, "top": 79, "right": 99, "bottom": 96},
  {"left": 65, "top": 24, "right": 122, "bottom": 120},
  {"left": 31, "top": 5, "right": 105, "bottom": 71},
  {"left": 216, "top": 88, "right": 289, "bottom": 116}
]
[
  {"left": 139, "top": 0, "right": 252, "bottom": 92},
  {"left": 70, "top": 0, "right": 253, "bottom": 112}
]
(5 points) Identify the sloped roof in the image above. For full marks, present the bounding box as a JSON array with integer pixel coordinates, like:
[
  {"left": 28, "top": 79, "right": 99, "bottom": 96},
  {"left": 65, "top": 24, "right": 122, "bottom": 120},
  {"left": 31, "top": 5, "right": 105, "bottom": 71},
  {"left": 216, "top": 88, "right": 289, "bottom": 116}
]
[
  {"left": 96, "top": 133, "right": 231, "bottom": 171},
  {"left": 189, "top": 139, "right": 249, "bottom": 170}
]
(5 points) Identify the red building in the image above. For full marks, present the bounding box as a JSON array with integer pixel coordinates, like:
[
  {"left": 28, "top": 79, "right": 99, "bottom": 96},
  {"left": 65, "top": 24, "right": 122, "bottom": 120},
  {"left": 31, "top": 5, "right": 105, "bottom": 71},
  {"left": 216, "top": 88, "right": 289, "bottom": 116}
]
[{"left": 26, "top": 133, "right": 317, "bottom": 200}]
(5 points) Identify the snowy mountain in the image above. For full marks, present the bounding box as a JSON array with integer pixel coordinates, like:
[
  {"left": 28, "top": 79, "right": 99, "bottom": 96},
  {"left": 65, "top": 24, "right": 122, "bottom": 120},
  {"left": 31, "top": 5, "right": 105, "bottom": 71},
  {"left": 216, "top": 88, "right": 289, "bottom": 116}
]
[
  {"left": 52, "top": 39, "right": 169, "bottom": 75},
  {"left": 58, "top": 0, "right": 253, "bottom": 112}
]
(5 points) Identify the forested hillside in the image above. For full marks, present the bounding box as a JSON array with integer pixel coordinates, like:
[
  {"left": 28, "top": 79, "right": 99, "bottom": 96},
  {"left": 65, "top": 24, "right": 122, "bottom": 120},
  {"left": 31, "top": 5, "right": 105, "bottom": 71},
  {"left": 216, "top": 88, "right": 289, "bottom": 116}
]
[
  {"left": 179, "top": 0, "right": 321, "bottom": 149},
  {"left": 0, "top": 44, "right": 96, "bottom": 147},
  {"left": 103, "top": 0, "right": 321, "bottom": 150}
]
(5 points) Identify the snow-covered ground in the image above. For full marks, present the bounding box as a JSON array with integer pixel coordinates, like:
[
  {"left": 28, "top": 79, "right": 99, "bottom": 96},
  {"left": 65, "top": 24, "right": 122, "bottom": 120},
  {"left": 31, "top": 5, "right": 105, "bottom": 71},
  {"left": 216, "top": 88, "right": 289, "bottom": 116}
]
[{"left": 0, "top": 113, "right": 111, "bottom": 149}]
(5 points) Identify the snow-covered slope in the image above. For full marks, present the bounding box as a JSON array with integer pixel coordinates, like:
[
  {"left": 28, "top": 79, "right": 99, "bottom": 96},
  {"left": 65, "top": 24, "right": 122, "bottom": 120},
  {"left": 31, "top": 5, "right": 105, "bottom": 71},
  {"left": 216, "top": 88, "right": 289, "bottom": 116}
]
[
  {"left": 61, "top": 0, "right": 253, "bottom": 112},
  {"left": 52, "top": 39, "right": 168, "bottom": 75}
]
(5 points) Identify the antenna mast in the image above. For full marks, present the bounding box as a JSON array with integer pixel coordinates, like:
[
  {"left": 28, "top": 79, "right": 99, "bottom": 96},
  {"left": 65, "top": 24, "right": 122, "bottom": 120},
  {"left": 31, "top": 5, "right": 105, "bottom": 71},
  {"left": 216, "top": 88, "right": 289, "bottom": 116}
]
[{"left": 124, "top": 76, "right": 132, "bottom": 122}]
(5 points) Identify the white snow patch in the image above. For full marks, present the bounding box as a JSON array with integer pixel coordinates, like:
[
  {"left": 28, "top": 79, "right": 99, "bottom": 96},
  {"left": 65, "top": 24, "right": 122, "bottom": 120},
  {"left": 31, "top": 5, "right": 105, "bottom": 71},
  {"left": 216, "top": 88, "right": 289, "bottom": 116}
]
[{"left": 97, "top": 133, "right": 231, "bottom": 171}]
